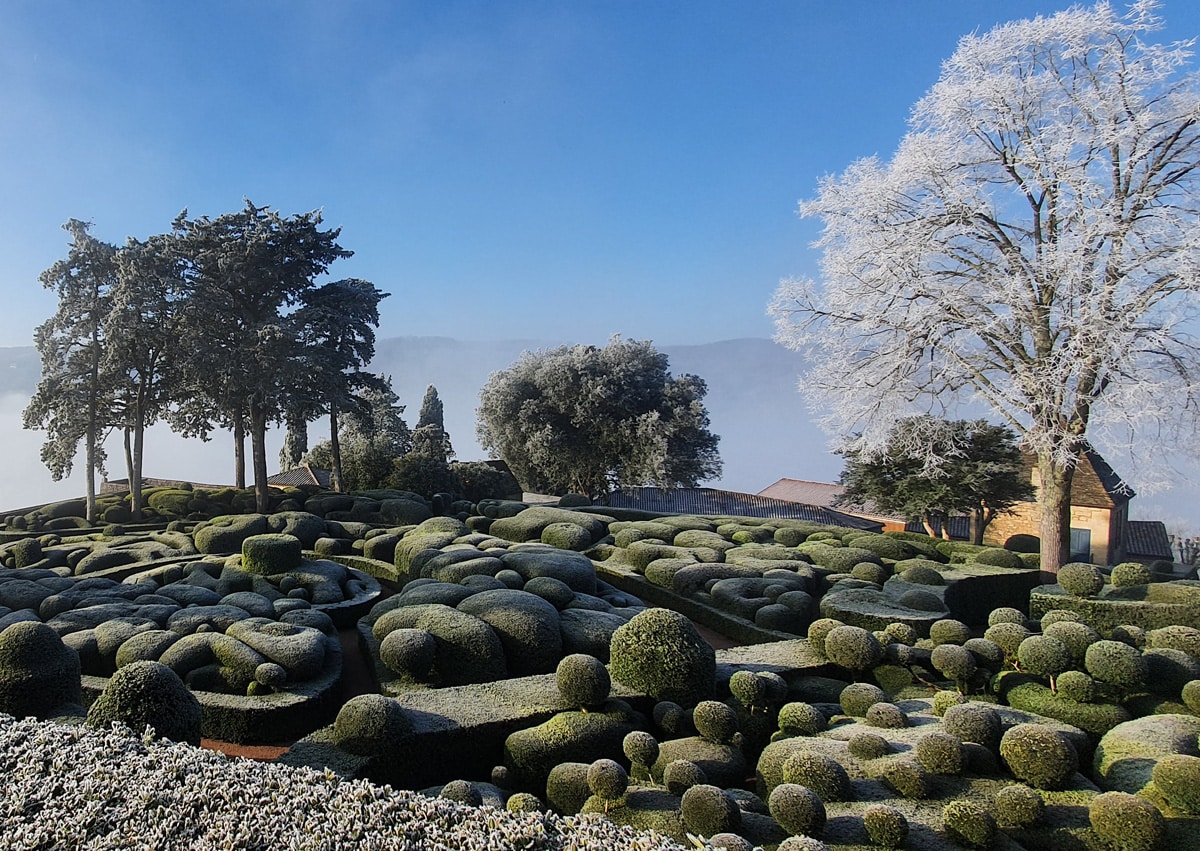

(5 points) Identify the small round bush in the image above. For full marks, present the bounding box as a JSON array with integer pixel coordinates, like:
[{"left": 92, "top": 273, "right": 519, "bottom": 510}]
[
  {"left": 556, "top": 653, "right": 610, "bottom": 709},
  {"left": 729, "top": 669, "right": 768, "bottom": 710},
  {"left": 680, "top": 784, "right": 742, "bottom": 837},
  {"left": 1039, "top": 609, "right": 1083, "bottom": 626},
  {"left": 942, "top": 702, "right": 1002, "bottom": 750},
  {"left": 994, "top": 783, "right": 1044, "bottom": 827},
  {"left": 899, "top": 564, "right": 945, "bottom": 586},
  {"left": 86, "top": 660, "right": 201, "bottom": 746},
  {"left": 241, "top": 534, "right": 303, "bottom": 575},
  {"left": 332, "top": 693, "right": 413, "bottom": 757},
  {"left": 1182, "top": 679, "right": 1200, "bottom": 714},
  {"left": 897, "top": 589, "right": 946, "bottom": 612},
  {"left": 882, "top": 759, "right": 930, "bottom": 799},
  {"left": 440, "top": 779, "right": 482, "bottom": 807},
  {"left": 707, "top": 835, "right": 753, "bottom": 851},
  {"left": 693, "top": 700, "right": 739, "bottom": 745},
  {"left": 586, "top": 758, "right": 628, "bottom": 804},
  {"left": 1145, "top": 647, "right": 1200, "bottom": 695},
  {"left": 1152, "top": 753, "right": 1200, "bottom": 815},
  {"left": 769, "top": 783, "right": 826, "bottom": 837},
  {"left": 1147, "top": 625, "right": 1200, "bottom": 661},
  {"left": 653, "top": 701, "right": 690, "bottom": 737},
  {"left": 931, "top": 643, "right": 978, "bottom": 687},
  {"left": 778, "top": 701, "right": 828, "bottom": 736},
  {"left": 782, "top": 750, "right": 851, "bottom": 801},
  {"left": 942, "top": 800, "right": 996, "bottom": 849},
  {"left": 1089, "top": 791, "right": 1165, "bottom": 851},
  {"left": 999, "top": 723, "right": 1079, "bottom": 790},
  {"left": 862, "top": 803, "right": 908, "bottom": 848},
  {"left": 824, "top": 625, "right": 883, "bottom": 672},
  {"left": 932, "top": 689, "right": 968, "bottom": 716},
  {"left": 1111, "top": 562, "right": 1153, "bottom": 588},
  {"left": 811, "top": 729, "right": 870, "bottom": 765},
  {"left": 984, "top": 622, "right": 1031, "bottom": 660},
  {"left": 609, "top": 608, "right": 715, "bottom": 706},
  {"left": 989, "top": 607, "right": 1029, "bottom": 627},
  {"left": 380, "top": 628, "right": 438, "bottom": 681},
  {"left": 1056, "top": 669, "right": 1096, "bottom": 703},
  {"left": 1058, "top": 562, "right": 1106, "bottom": 597},
  {"left": 777, "top": 838, "right": 830, "bottom": 851},
  {"left": 663, "top": 759, "right": 707, "bottom": 795},
  {"left": 884, "top": 621, "right": 918, "bottom": 645},
  {"left": 840, "top": 682, "right": 887, "bottom": 718},
  {"left": 623, "top": 730, "right": 659, "bottom": 770},
  {"left": 1017, "top": 634, "right": 1073, "bottom": 681},
  {"left": 851, "top": 562, "right": 890, "bottom": 585},
  {"left": 1112, "top": 624, "right": 1147, "bottom": 648},
  {"left": 859, "top": 698, "right": 906, "bottom": 729},
  {"left": 929, "top": 618, "right": 971, "bottom": 646},
  {"left": 506, "top": 792, "right": 543, "bottom": 813},
  {"left": 1044, "top": 620, "right": 1101, "bottom": 663},
  {"left": 915, "top": 731, "right": 965, "bottom": 775},
  {"left": 807, "top": 617, "right": 846, "bottom": 658}
]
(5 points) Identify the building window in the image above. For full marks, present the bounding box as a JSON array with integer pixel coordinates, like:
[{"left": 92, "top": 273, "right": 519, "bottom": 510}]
[{"left": 1070, "top": 528, "right": 1092, "bottom": 563}]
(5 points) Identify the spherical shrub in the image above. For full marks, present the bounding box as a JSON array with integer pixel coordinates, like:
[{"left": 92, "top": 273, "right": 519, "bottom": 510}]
[
  {"left": 782, "top": 750, "right": 851, "bottom": 802},
  {"left": 931, "top": 643, "right": 977, "bottom": 687},
  {"left": 932, "top": 690, "right": 968, "bottom": 717},
  {"left": 693, "top": 700, "right": 739, "bottom": 745},
  {"left": 848, "top": 731, "right": 891, "bottom": 759},
  {"left": 777, "top": 702, "right": 827, "bottom": 737},
  {"left": 1112, "top": 624, "right": 1147, "bottom": 648},
  {"left": 680, "top": 784, "right": 742, "bottom": 837},
  {"left": 332, "top": 693, "right": 413, "bottom": 757},
  {"left": 942, "top": 702, "right": 1002, "bottom": 750},
  {"left": 989, "top": 607, "right": 1029, "bottom": 627},
  {"left": 1089, "top": 791, "right": 1165, "bottom": 851},
  {"left": 862, "top": 803, "right": 908, "bottom": 848},
  {"left": 1058, "top": 562, "right": 1105, "bottom": 597},
  {"left": 777, "top": 838, "right": 830, "bottom": 851},
  {"left": 556, "top": 653, "right": 610, "bottom": 709},
  {"left": 506, "top": 792, "right": 543, "bottom": 813},
  {"left": 994, "top": 783, "right": 1044, "bottom": 827},
  {"left": 663, "top": 759, "right": 707, "bottom": 796},
  {"left": 1055, "top": 669, "right": 1096, "bottom": 703},
  {"left": 1182, "top": 679, "right": 1200, "bottom": 714},
  {"left": 623, "top": 730, "right": 659, "bottom": 771},
  {"left": 881, "top": 759, "right": 930, "bottom": 799},
  {"left": 1044, "top": 620, "right": 1101, "bottom": 663},
  {"left": 380, "top": 628, "right": 437, "bottom": 681},
  {"left": 586, "top": 758, "right": 628, "bottom": 804},
  {"left": 440, "top": 779, "right": 482, "bottom": 807},
  {"left": 1152, "top": 753, "right": 1200, "bottom": 815},
  {"left": 807, "top": 617, "right": 846, "bottom": 658},
  {"left": 769, "top": 783, "right": 826, "bottom": 837},
  {"left": 897, "top": 589, "right": 946, "bottom": 611},
  {"left": 899, "top": 564, "right": 945, "bottom": 586},
  {"left": 0, "top": 621, "right": 82, "bottom": 719},
  {"left": 963, "top": 638, "right": 1006, "bottom": 670},
  {"left": 609, "top": 608, "right": 715, "bottom": 706},
  {"left": 851, "top": 562, "right": 890, "bottom": 585},
  {"left": 729, "top": 669, "right": 768, "bottom": 710},
  {"left": 929, "top": 618, "right": 971, "bottom": 646},
  {"left": 1111, "top": 562, "right": 1153, "bottom": 588},
  {"left": 864, "top": 702, "right": 908, "bottom": 729},
  {"left": 884, "top": 621, "right": 918, "bottom": 645},
  {"left": 942, "top": 800, "right": 996, "bottom": 849},
  {"left": 840, "top": 682, "right": 887, "bottom": 718},
  {"left": 915, "top": 731, "right": 965, "bottom": 775},
  {"left": 653, "top": 701, "right": 690, "bottom": 737},
  {"left": 984, "top": 622, "right": 1031, "bottom": 660},
  {"left": 1144, "top": 647, "right": 1200, "bottom": 695},
  {"left": 1147, "top": 625, "right": 1200, "bottom": 661},
  {"left": 707, "top": 834, "right": 753, "bottom": 851},
  {"left": 1017, "top": 635, "right": 1073, "bottom": 681},
  {"left": 824, "top": 625, "right": 883, "bottom": 672},
  {"left": 85, "top": 660, "right": 201, "bottom": 746},
  {"left": 999, "top": 723, "right": 1079, "bottom": 790}
]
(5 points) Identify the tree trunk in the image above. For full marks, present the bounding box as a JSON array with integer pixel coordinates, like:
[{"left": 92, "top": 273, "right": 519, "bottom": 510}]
[
  {"left": 250, "top": 401, "right": 270, "bottom": 514},
  {"left": 330, "top": 408, "right": 344, "bottom": 493},
  {"left": 234, "top": 415, "right": 246, "bottom": 490},
  {"left": 1037, "top": 451, "right": 1076, "bottom": 580},
  {"left": 922, "top": 516, "right": 938, "bottom": 538},
  {"left": 131, "top": 417, "right": 145, "bottom": 521},
  {"left": 85, "top": 421, "right": 97, "bottom": 526}
]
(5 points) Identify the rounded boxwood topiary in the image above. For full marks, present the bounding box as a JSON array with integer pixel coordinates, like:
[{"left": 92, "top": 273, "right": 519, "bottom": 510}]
[
  {"left": 769, "top": 783, "right": 826, "bottom": 837},
  {"left": 942, "top": 702, "right": 1002, "bottom": 750},
  {"left": 1144, "top": 647, "right": 1200, "bottom": 696},
  {"left": 1111, "top": 562, "right": 1153, "bottom": 588},
  {"left": 884, "top": 621, "right": 919, "bottom": 645},
  {"left": 864, "top": 701, "right": 908, "bottom": 729},
  {"left": 680, "top": 784, "right": 742, "bottom": 837},
  {"left": 915, "top": 731, "right": 965, "bottom": 775},
  {"left": 707, "top": 834, "right": 753, "bottom": 851},
  {"left": 963, "top": 637, "right": 1005, "bottom": 670},
  {"left": 693, "top": 700, "right": 739, "bottom": 745},
  {"left": 840, "top": 682, "right": 887, "bottom": 718},
  {"left": 556, "top": 653, "right": 611, "bottom": 710},
  {"left": 1089, "top": 791, "right": 1165, "bottom": 851},
  {"left": 1039, "top": 609, "right": 1083, "bottom": 627},
  {"left": 623, "top": 730, "right": 659, "bottom": 778},
  {"left": 240, "top": 534, "right": 303, "bottom": 575},
  {"left": 1044, "top": 620, "right": 1101, "bottom": 664},
  {"left": 609, "top": 608, "right": 715, "bottom": 706},
  {"left": 0, "top": 621, "right": 82, "bottom": 720},
  {"left": 882, "top": 759, "right": 930, "bottom": 799},
  {"left": 942, "top": 800, "right": 996, "bottom": 849},
  {"left": 932, "top": 689, "right": 968, "bottom": 716},
  {"left": 984, "top": 622, "right": 1031, "bottom": 661},
  {"left": 823, "top": 625, "right": 883, "bottom": 673},
  {"left": 929, "top": 618, "right": 971, "bottom": 646},
  {"left": 1112, "top": 624, "right": 1147, "bottom": 648},
  {"left": 862, "top": 803, "right": 908, "bottom": 848},
  {"left": 848, "top": 731, "right": 891, "bottom": 759},
  {"left": 653, "top": 701, "right": 690, "bottom": 737},
  {"left": 1017, "top": 634, "right": 1073, "bottom": 685},
  {"left": 1147, "top": 625, "right": 1200, "bottom": 661},
  {"left": 999, "top": 723, "right": 1079, "bottom": 790},
  {"left": 586, "top": 758, "right": 628, "bottom": 808},
  {"left": 1182, "top": 679, "right": 1200, "bottom": 714},
  {"left": 1056, "top": 670, "right": 1096, "bottom": 703},
  {"left": 970, "top": 547, "right": 1024, "bottom": 569},
  {"left": 989, "top": 607, "right": 1029, "bottom": 627},
  {"left": 440, "top": 779, "right": 483, "bottom": 806},
  {"left": 899, "top": 564, "right": 945, "bottom": 586},
  {"left": 778, "top": 702, "right": 827, "bottom": 737},
  {"left": 332, "top": 693, "right": 413, "bottom": 757},
  {"left": 506, "top": 792, "right": 543, "bottom": 813},
  {"left": 931, "top": 643, "right": 977, "bottom": 690},
  {"left": 380, "top": 628, "right": 438, "bottom": 681},
  {"left": 1058, "top": 562, "right": 1106, "bottom": 597},
  {"left": 994, "top": 783, "right": 1044, "bottom": 827},
  {"left": 851, "top": 562, "right": 890, "bottom": 585},
  {"left": 782, "top": 750, "right": 851, "bottom": 801},
  {"left": 541, "top": 522, "right": 592, "bottom": 551},
  {"left": 807, "top": 617, "right": 846, "bottom": 658},
  {"left": 545, "top": 762, "right": 590, "bottom": 815},
  {"left": 85, "top": 660, "right": 201, "bottom": 745},
  {"left": 777, "top": 838, "right": 830, "bottom": 851},
  {"left": 663, "top": 758, "right": 707, "bottom": 796},
  {"left": 1151, "top": 753, "right": 1200, "bottom": 815}
]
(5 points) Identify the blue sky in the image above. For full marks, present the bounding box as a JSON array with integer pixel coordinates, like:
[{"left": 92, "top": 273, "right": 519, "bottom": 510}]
[
  {"left": 6, "top": 1, "right": 1200, "bottom": 349},
  {"left": 5, "top": 1, "right": 1200, "bottom": 532}
]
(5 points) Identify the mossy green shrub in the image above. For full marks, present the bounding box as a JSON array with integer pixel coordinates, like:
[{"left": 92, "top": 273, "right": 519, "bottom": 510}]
[
  {"left": 585, "top": 758, "right": 628, "bottom": 810},
  {"left": 439, "top": 779, "right": 483, "bottom": 806},
  {"left": 1055, "top": 670, "right": 1096, "bottom": 703},
  {"left": 652, "top": 701, "right": 691, "bottom": 738},
  {"left": 662, "top": 758, "right": 707, "bottom": 795},
  {"left": 503, "top": 700, "right": 641, "bottom": 790},
  {"left": 848, "top": 731, "right": 891, "bottom": 759},
  {"left": 1112, "top": 562, "right": 1154, "bottom": 588},
  {"left": 457, "top": 588, "right": 563, "bottom": 677},
  {"left": 623, "top": 730, "right": 660, "bottom": 782},
  {"left": 897, "top": 562, "right": 945, "bottom": 586},
  {"left": 240, "top": 534, "right": 303, "bottom": 575},
  {"left": 1146, "top": 752, "right": 1200, "bottom": 816},
  {"left": 862, "top": 803, "right": 908, "bottom": 848},
  {"left": 1043, "top": 619, "right": 1101, "bottom": 665},
  {"left": 781, "top": 750, "right": 850, "bottom": 801},
  {"left": 193, "top": 514, "right": 270, "bottom": 554},
  {"left": 1146, "top": 624, "right": 1200, "bottom": 660},
  {"left": 776, "top": 702, "right": 827, "bottom": 738},
  {"left": 672, "top": 528, "right": 736, "bottom": 554},
  {"left": 540, "top": 522, "right": 593, "bottom": 551},
  {"left": 942, "top": 702, "right": 1001, "bottom": 750},
  {"left": 989, "top": 607, "right": 1029, "bottom": 627},
  {"left": 609, "top": 608, "right": 715, "bottom": 706},
  {"left": 913, "top": 730, "right": 965, "bottom": 775},
  {"left": 652, "top": 734, "right": 748, "bottom": 791},
  {"left": 1144, "top": 647, "right": 1200, "bottom": 696},
  {"left": 1085, "top": 639, "right": 1147, "bottom": 690},
  {"left": 994, "top": 783, "right": 1044, "bottom": 827},
  {"left": 845, "top": 533, "right": 915, "bottom": 561},
  {"left": 999, "top": 723, "right": 1079, "bottom": 789},
  {"left": 545, "top": 761, "right": 591, "bottom": 815},
  {"left": 804, "top": 545, "right": 883, "bottom": 573},
  {"left": 864, "top": 701, "right": 908, "bottom": 729},
  {"left": 692, "top": 700, "right": 738, "bottom": 745},
  {"left": 984, "top": 621, "right": 1031, "bottom": 662},
  {"left": 0, "top": 621, "right": 81, "bottom": 719},
  {"left": 930, "top": 644, "right": 977, "bottom": 692},
  {"left": 1183, "top": 679, "right": 1200, "bottom": 713},
  {"left": 373, "top": 602, "right": 507, "bottom": 685},
  {"left": 768, "top": 783, "right": 826, "bottom": 838},
  {"left": 1089, "top": 791, "right": 1165, "bottom": 851},
  {"left": 840, "top": 682, "right": 887, "bottom": 717},
  {"left": 680, "top": 784, "right": 741, "bottom": 837},
  {"left": 806, "top": 617, "right": 846, "bottom": 658},
  {"left": 942, "top": 800, "right": 996, "bottom": 849},
  {"left": 1017, "top": 634, "right": 1073, "bottom": 686},
  {"left": 489, "top": 506, "right": 607, "bottom": 545},
  {"left": 928, "top": 618, "right": 970, "bottom": 646},
  {"left": 506, "top": 791, "right": 543, "bottom": 813},
  {"left": 881, "top": 758, "right": 930, "bottom": 799},
  {"left": 1001, "top": 677, "right": 1131, "bottom": 735},
  {"left": 822, "top": 624, "right": 883, "bottom": 673},
  {"left": 969, "top": 547, "right": 1025, "bottom": 570},
  {"left": 86, "top": 660, "right": 202, "bottom": 746},
  {"left": 379, "top": 628, "right": 438, "bottom": 682}
]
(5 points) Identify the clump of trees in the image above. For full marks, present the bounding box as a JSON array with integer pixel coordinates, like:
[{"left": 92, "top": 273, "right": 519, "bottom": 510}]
[
  {"left": 836, "top": 416, "right": 1034, "bottom": 544},
  {"left": 770, "top": 2, "right": 1200, "bottom": 569},
  {"left": 25, "top": 202, "right": 387, "bottom": 522},
  {"left": 476, "top": 336, "right": 722, "bottom": 500}
]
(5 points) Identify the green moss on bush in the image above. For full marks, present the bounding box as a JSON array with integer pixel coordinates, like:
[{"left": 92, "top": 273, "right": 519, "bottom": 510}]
[{"left": 999, "top": 723, "right": 1079, "bottom": 790}]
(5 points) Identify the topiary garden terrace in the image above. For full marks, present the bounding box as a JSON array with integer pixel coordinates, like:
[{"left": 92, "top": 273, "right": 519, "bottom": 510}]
[{"left": 3, "top": 486, "right": 1200, "bottom": 849}]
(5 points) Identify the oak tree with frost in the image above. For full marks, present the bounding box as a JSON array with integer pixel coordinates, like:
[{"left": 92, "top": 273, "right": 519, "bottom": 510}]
[{"left": 771, "top": 1, "right": 1200, "bottom": 570}]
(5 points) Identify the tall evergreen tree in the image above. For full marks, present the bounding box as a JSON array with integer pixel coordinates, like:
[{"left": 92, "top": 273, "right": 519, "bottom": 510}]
[{"left": 412, "top": 384, "right": 453, "bottom": 462}]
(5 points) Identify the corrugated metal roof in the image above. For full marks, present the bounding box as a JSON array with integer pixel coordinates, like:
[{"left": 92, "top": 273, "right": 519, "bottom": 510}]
[
  {"left": 605, "top": 487, "right": 883, "bottom": 530},
  {"left": 1125, "top": 520, "right": 1173, "bottom": 560},
  {"left": 267, "top": 465, "right": 332, "bottom": 488},
  {"left": 758, "top": 478, "right": 903, "bottom": 523},
  {"left": 904, "top": 516, "right": 972, "bottom": 540}
]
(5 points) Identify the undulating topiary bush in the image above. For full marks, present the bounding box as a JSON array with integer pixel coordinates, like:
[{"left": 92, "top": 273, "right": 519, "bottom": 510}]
[
  {"left": 942, "top": 800, "right": 996, "bottom": 849},
  {"left": 881, "top": 758, "right": 930, "bottom": 799},
  {"left": 994, "top": 783, "right": 1044, "bottom": 827}
]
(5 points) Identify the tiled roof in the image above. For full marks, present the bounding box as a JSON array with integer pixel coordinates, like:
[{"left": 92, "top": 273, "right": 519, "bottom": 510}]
[
  {"left": 1023, "top": 447, "right": 1134, "bottom": 508},
  {"left": 1125, "top": 520, "right": 1173, "bottom": 560},
  {"left": 267, "top": 465, "right": 332, "bottom": 488},
  {"left": 758, "top": 478, "right": 903, "bottom": 522},
  {"left": 605, "top": 487, "right": 883, "bottom": 531}
]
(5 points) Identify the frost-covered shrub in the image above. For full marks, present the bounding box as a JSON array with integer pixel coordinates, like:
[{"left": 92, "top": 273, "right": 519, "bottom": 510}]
[
  {"left": 768, "top": 783, "right": 826, "bottom": 837},
  {"left": 332, "top": 694, "right": 413, "bottom": 757},
  {"left": 999, "top": 724, "right": 1078, "bottom": 790},
  {"left": 86, "top": 661, "right": 201, "bottom": 745},
  {"left": 881, "top": 759, "right": 930, "bottom": 799},
  {"left": 931, "top": 644, "right": 977, "bottom": 690},
  {"left": 994, "top": 783, "right": 1044, "bottom": 827},
  {"left": 609, "top": 608, "right": 714, "bottom": 706},
  {"left": 782, "top": 750, "right": 851, "bottom": 801},
  {"left": 915, "top": 731, "right": 965, "bottom": 775},
  {"left": 848, "top": 731, "right": 891, "bottom": 759},
  {"left": 942, "top": 800, "right": 996, "bottom": 849},
  {"left": 1089, "top": 791, "right": 1165, "bottom": 851},
  {"left": 777, "top": 702, "right": 827, "bottom": 737},
  {"left": 680, "top": 784, "right": 741, "bottom": 837},
  {"left": 823, "top": 625, "right": 883, "bottom": 672},
  {"left": 556, "top": 654, "right": 610, "bottom": 709},
  {"left": 1152, "top": 753, "right": 1200, "bottom": 815},
  {"left": 1057, "top": 562, "right": 1106, "bottom": 598},
  {"left": 862, "top": 804, "right": 908, "bottom": 848},
  {"left": 839, "top": 683, "right": 887, "bottom": 718},
  {"left": 942, "top": 703, "right": 1001, "bottom": 750},
  {"left": 864, "top": 702, "right": 908, "bottom": 729}
]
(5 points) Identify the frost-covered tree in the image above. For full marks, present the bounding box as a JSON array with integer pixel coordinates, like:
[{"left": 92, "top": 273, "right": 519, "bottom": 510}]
[
  {"left": 770, "top": 2, "right": 1200, "bottom": 570},
  {"left": 303, "top": 379, "right": 411, "bottom": 492},
  {"left": 476, "top": 336, "right": 722, "bottom": 499},
  {"left": 411, "top": 384, "right": 453, "bottom": 462}
]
